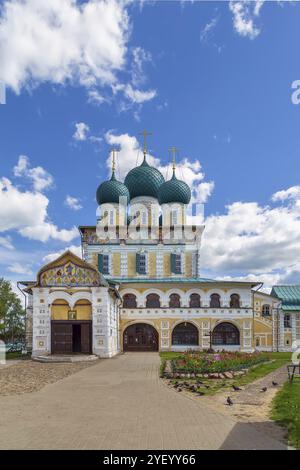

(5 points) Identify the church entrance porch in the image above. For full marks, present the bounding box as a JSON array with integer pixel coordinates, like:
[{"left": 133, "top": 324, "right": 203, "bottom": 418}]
[
  {"left": 51, "top": 321, "right": 92, "bottom": 355},
  {"left": 123, "top": 323, "right": 159, "bottom": 351}
]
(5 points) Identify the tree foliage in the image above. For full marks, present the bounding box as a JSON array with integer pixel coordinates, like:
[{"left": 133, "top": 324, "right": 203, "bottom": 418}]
[{"left": 0, "top": 278, "right": 25, "bottom": 342}]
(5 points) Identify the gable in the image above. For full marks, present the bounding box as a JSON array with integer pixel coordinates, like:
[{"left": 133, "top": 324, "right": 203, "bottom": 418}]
[{"left": 37, "top": 250, "right": 104, "bottom": 288}]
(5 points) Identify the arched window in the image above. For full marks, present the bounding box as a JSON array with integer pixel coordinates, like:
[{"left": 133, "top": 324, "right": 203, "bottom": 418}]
[
  {"left": 210, "top": 293, "right": 221, "bottom": 308},
  {"left": 189, "top": 293, "right": 201, "bottom": 308},
  {"left": 123, "top": 294, "right": 137, "bottom": 308},
  {"left": 146, "top": 294, "right": 160, "bottom": 308},
  {"left": 169, "top": 293, "right": 180, "bottom": 308},
  {"left": 172, "top": 322, "right": 199, "bottom": 346},
  {"left": 262, "top": 304, "right": 270, "bottom": 317},
  {"left": 212, "top": 322, "right": 240, "bottom": 346},
  {"left": 230, "top": 294, "right": 240, "bottom": 308}
]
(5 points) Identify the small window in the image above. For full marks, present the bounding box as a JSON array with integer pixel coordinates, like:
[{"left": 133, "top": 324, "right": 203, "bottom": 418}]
[
  {"left": 255, "top": 337, "right": 260, "bottom": 347},
  {"left": 109, "top": 211, "right": 114, "bottom": 225},
  {"left": 136, "top": 253, "right": 147, "bottom": 275},
  {"left": 230, "top": 294, "right": 240, "bottom": 308},
  {"left": 169, "top": 294, "right": 181, "bottom": 308},
  {"left": 210, "top": 294, "right": 221, "bottom": 308},
  {"left": 146, "top": 294, "right": 160, "bottom": 308},
  {"left": 262, "top": 304, "right": 270, "bottom": 317},
  {"left": 123, "top": 294, "right": 137, "bottom": 308},
  {"left": 98, "top": 254, "right": 109, "bottom": 274},
  {"left": 171, "top": 253, "right": 182, "bottom": 274},
  {"left": 171, "top": 209, "right": 178, "bottom": 225},
  {"left": 284, "top": 314, "right": 291, "bottom": 328},
  {"left": 189, "top": 293, "right": 201, "bottom": 308}
]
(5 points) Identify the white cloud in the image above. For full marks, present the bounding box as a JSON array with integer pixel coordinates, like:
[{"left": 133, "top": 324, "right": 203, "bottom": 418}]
[
  {"left": 19, "top": 223, "right": 78, "bottom": 243},
  {"left": 43, "top": 244, "right": 82, "bottom": 264},
  {"left": 200, "top": 186, "right": 300, "bottom": 289},
  {"left": 200, "top": 16, "right": 219, "bottom": 43},
  {"left": 0, "top": 0, "right": 156, "bottom": 110},
  {"left": 7, "top": 262, "right": 33, "bottom": 275},
  {"left": 0, "top": 235, "right": 14, "bottom": 250},
  {"left": 124, "top": 84, "right": 156, "bottom": 104},
  {"left": 73, "top": 122, "right": 90, "bottom": 141},
  {"left": 0, "top": 177, "right": 78, "bottom": 242},
  {"left": 87, "top": 89, "right": 106, "bottom": 106},
  {"left": 0, "top": 0, "right": 129, "bottom": 93},
  {"left": 229, "top": 1, "right": 263, "bottom": 39},
  {"left": 13, "top": 155, "right": 54, "bottom": 191},
  {"left": 112, "top": 83, "right": 157, "bottom": 104},
  {"left": 131, "top": 47, "right": 152, "bottom": 87},
  {"left": 64, "top": 195, "right": 82, "bottom": 211},
  {"left": 104, "top": 131, "right": 214, "bottom": 204},
  {"left": 272, "top": 185, "right": 300, "bottom": 203}
]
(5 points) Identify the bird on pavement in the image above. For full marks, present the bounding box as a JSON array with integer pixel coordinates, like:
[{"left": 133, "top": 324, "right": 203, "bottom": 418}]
[
  {"left": 272, "top": 381, "right": 278, "bottom": 386},
  {"left": 232, "top": 384, "right": 242, "bottom": 391},
  {"left": 260, "top": 387, "right": 267, "bottom": 392},
  {"left": 227, "top": 396, "right": 234, "bottom": 406}
]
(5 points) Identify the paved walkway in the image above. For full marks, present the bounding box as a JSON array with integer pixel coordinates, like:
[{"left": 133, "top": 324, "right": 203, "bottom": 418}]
[{"left": 0, "top": 353, "right": 287, "bottom": 450}]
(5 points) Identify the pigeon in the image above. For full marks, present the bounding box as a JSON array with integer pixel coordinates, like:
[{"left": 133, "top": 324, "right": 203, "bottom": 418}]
[
  {"left": 227, "top": 396, "right": 234, "bottom": 406},
  {"left": 272, "top": 381, "right": 278, "bottom": 387},
  {"left": 232, "top": 384, "right": 242, "bottom": 391},
  {"left": 260, "top": 387, "right": 267, "bottom": 392},
  {"left": 177, "top": 388, "right": 182, "bottom": 392},
  {"left": 205, "top": 385, "right": 210, "bottom": 389}
]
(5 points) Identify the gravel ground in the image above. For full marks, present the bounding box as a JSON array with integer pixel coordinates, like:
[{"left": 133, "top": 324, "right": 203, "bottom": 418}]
[{"left": 0, "top": 360, "right": 97, "bottom": 396}]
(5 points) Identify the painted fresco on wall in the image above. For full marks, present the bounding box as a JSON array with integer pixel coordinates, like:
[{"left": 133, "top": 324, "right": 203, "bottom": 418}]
[{"left": 40, "top": 261, "right": 99, "bottom": 287}]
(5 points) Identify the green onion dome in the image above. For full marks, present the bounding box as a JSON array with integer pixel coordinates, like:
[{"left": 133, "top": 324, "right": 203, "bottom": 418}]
[
  {"left": 124, "top": 155, "right": 165, "bottom": 199},
  {"left": 96, "top": 171, "right": 130, "bottom": 205},
  {"left": 158, "top": 170, "right": 191, "bottom": 205}
]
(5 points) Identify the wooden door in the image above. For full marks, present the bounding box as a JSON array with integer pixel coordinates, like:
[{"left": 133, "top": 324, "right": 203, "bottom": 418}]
[
  {"left": 52, "top": 323, "right": 72, "bottom": 354},
  {"left": 123, "top": 324, "right": 158, "bottom": 351},
  {"left": 81, "top": 323, "right": 91, "bottom": 354}
]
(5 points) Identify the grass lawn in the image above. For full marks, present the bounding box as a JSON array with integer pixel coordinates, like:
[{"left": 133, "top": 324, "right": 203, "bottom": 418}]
[
  {"left": 5, "top": 351, "right": 29, "bottom": 360},
  {"left": 160, "top": 351, "right": 291, "bottom": 396},
  {"left": 272, "top": 380, "right": 300, "bottom": 449}
]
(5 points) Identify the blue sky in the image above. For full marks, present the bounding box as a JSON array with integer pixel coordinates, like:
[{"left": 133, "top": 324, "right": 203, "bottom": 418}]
[{"left": 1, "top": 0, "right": 300, "bottom": 290}]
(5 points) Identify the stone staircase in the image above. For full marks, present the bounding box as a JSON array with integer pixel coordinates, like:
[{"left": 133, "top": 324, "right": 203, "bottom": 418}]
[{"left": 33, "top": 354, "right": 99, "bottom": 363}]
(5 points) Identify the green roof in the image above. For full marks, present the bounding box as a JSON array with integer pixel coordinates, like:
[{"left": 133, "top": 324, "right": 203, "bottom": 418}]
[
  {"left": 111, "top": 277, "right": 215, "bottom": 283},
  {"left": 110, "top": 278, "right": 260, "bottom": 287},
  {"left": 158, "top": 171, "right": 191, "bottom": 205},
  {"left": 96, "top": 172, "right": 130, "bottom": 205},
  {"left": 271, "top": 285, "right": 300, "bottom": 311},
  {"left": 124, "top": 156, "right": 165, "bottom": 199}
]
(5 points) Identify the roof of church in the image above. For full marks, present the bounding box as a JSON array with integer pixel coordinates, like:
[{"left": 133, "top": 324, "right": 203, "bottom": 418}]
[
  {"left": 158, "top": 170, "right": 191, "bottom": 205},
  {"left": 124, "top": 155, "right": 165, "bottom": 199},
  {"left": 96, "top": 171, "right": 130, "bottom": 205},
  {"left": 111, "top": 277, "right": 260, "bottom": 287},
  {"left": 271, "top": 285, "right": 300, "bottom": 311}
]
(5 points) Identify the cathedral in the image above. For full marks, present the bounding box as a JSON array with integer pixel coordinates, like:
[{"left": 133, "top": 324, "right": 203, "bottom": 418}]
[{"left": 20, "top": 138, "right": 300, "bottom": 358}]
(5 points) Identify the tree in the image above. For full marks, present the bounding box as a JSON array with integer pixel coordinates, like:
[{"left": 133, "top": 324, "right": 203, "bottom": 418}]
[{"left": 0, "top": 278, "right": 25, "bottom": 343}]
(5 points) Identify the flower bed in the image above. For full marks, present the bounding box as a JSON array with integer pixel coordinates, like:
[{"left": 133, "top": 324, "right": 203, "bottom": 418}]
[{"left": 170, "top": 351, "right": 268, "bottom": 375}]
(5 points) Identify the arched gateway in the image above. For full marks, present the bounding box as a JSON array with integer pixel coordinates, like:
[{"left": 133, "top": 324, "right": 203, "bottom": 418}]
[{"left": 123, "top": 323, "right": 159, "bottom": 352}]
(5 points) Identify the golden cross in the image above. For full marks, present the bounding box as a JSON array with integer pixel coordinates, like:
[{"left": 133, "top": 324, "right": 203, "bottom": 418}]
[
  {"left": 111, "top": 148, "right": 118, "bottom": 172},
  {"left": 168, "top": 146, "right": 178, "bottom": 170},
  {"left": 139, "top": 130, "right": 152, "bottom": 154}
]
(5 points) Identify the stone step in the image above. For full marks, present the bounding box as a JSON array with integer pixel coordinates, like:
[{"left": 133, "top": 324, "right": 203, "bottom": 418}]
[{"left": 33, "top": 354, "right": 99, "bottom": 363}]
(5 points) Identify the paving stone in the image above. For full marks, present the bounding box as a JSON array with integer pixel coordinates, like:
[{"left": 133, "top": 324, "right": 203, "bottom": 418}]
[{"left": 0, "top": 353, "right": 288, "bottom": 450}]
